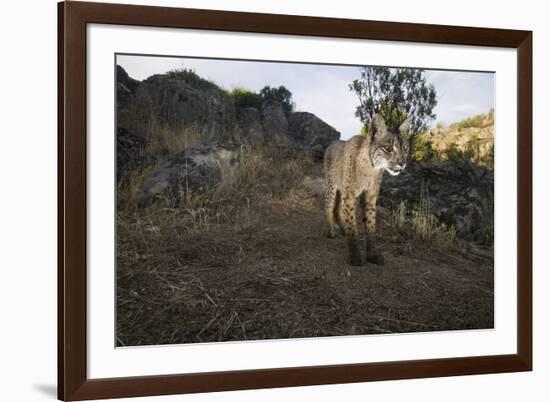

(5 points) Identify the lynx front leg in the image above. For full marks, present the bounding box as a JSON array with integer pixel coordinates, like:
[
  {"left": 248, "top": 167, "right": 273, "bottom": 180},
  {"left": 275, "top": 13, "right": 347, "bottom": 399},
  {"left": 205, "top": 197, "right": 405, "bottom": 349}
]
[
  {"left": 324, "top": 185, "right": 338, "bottom": 238},
  {"left": 339, "top": 195, "right": 362, "bottom": 266},
  {"left": 363, "top": 190, "right": 385, "bottom": 265}
]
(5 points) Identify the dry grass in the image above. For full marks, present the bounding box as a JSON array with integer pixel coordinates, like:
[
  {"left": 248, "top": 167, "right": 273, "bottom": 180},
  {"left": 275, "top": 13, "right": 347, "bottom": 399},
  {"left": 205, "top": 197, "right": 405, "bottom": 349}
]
[
  {"left": 116, "top": 149, "right": 493, "bottom": 346},
  {"left": 450, "top": 108, "right": 494, "bottom": 130},
  {"left": 117, "top": 146, "right": 315, "bottom": 244},
  {"left": 119, "top": 99, "right": 220, "bottom": 157},
  {"left": 117, "top": 161, "right": 165, "bottom": 210},
  {"left": 391, "top": 185, "right": 457, "bottom": 245},
  {"left": 117, "top": 214, "right": 493, "bottom": 346},
  {"left": 133, "top": 117, "right": 209, "bottom": 156}
]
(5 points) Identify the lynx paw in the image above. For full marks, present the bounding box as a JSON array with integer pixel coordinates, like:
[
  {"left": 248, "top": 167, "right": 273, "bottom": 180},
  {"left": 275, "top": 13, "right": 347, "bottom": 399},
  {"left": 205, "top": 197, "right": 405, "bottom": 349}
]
[
  {"left": 324, "top": 228, "right": 337, "bottom": 239},
  {"left": 349, "top": 255, "right": 363, "bottom": 266},
  {"left": 347, "top": 240, "right": 363, "bottom": 266},
  {"left": 367, "top": 254, "right": 385, "bottom": 265}
]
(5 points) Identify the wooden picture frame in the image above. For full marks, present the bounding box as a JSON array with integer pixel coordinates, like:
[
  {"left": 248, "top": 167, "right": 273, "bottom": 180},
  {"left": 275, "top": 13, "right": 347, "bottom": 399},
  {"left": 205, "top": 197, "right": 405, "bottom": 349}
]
[{"left": 58, "top": 1, "right": 532, "bottom": 400}]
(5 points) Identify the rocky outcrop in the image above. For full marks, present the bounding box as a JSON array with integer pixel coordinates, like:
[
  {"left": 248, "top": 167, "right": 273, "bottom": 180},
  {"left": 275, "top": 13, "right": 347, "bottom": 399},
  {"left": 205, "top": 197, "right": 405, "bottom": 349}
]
[
  {"left": 138, "top": 142, "right": 241, "bottom": 207},
  {"left": 132, "top": 74, "right": 236, "bottom": 141},
  {"left": 116, "top": 66, "right": 341, "bottom": 160},
  {"left": 288, "top": 112, "right": 341, "bottom": 160},
  {"left": 260, "top": 100, "right": 290, "bottom": 146},
  {"left": 117, "top": 127, "right": 146, "bottom": 181},
  {"left": 116, "top": 65, "right": 139, "bottom": 110},
  {"left": 238, "top": 103, "right": 341, "bottom": 159},
  {"left": 116, "top": 66, "right": 343, "bottom": 206},
  {"left": 237, "top": 107, "right": 264, "bottom": 144},
  {"left": 418, "top": 110, "right": 494, "bottom": 163},
  {"left": 380, "top": 159, "right": 493, "bottom": 243}
]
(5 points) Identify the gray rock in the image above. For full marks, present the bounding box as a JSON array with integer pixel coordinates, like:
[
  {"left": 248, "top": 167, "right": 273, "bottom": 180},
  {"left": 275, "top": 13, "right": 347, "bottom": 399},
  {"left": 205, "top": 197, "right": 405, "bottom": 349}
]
[
  {"left": 138, "top": 142, "right": 241, "bottom": 207},
  {"left": 117, "top": 127, "right": 146, "bottom": 181},
  {"left": 237, "top": 107, "right": 264, "bottom": 144},
  {"left": 117, "top": 66, "right": 342, "bottom": 159},
  {"left": 132, "top": 73, "right": 236, "bottom": 141},
  {"left": 380, "top": 159, "right": 493, "bottom": 243},
  {"left": 117, "top": 65, "right": 140, "bottom": 92},
  {"left": 116, "top": 65, "right": 140, "bottom": 110},
  {"left": 288, "top": 112, "right": 341, "bottom": 160},
  {"left": 237, "top": 103, "right": 341, "bottom": 159},
  {"left": 260, "top": 100, "right": 289, "bottom": 146}
]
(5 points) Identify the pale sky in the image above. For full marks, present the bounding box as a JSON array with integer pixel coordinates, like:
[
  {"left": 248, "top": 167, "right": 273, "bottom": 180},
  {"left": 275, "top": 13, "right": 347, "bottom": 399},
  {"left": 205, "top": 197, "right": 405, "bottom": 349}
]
[{"left": 117, "top": 54, "right": 494, "bottom": 140}]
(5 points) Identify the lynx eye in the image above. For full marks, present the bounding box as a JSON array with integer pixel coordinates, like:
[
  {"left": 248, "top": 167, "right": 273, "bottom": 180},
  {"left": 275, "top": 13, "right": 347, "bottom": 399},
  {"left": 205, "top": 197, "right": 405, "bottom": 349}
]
[{"left": 383, "top": 145, "right": 393, "bottom": 153}]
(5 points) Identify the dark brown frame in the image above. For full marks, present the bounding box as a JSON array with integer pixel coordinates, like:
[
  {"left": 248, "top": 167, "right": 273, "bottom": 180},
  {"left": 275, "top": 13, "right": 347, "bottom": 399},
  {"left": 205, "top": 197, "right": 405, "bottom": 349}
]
[{"left": 58, "top": 1, "right": 532, "bottom": 400}]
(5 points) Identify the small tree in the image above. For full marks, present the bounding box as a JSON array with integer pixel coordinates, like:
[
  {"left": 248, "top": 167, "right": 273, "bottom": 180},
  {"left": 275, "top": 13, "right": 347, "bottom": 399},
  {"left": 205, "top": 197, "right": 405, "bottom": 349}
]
[{"left": 349, "top": 67, "right": 437, "bottom": 136}]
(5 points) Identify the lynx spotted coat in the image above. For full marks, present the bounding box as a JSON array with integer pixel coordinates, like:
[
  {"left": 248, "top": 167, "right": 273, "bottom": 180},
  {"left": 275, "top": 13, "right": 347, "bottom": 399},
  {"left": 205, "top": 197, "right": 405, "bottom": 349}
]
[{"left": 323, "top": 114, "right": 412, "bottom": 266}]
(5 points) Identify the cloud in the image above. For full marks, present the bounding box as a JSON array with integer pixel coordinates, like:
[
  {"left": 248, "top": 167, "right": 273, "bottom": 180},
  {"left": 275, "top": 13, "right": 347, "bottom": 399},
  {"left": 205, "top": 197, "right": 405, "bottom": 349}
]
[{"left": 425, "top": 70, "right": 494, "bottom": 125}]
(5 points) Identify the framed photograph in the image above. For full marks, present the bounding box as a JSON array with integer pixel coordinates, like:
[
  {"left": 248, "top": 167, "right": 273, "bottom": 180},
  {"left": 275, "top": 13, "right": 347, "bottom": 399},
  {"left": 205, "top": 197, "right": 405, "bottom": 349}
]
[{"left": 58, "top": 1, "right": 532, "bottom": 400}]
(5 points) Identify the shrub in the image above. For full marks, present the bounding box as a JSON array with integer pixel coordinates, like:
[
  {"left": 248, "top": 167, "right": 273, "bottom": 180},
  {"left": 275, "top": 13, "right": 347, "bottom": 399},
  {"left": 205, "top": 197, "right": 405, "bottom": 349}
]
[
  {"left": 465, "top": 134, "right": 481, "bottom": 163},
  {"left": 411, "top": 135, "right": 437, "bottom": 161},
  {"left": 393, "top": 200, "right": 408, "bottom": 229},
  {"left": 228, "top": 85, "right": 295, "bottom": 115},
  {"left": 166, "top": 68, "right": 219, "bottom": 90},
  {"left": 445, "top": 143, "right": 463, "bottom": 161},
  {"left": 229, "top": 87, "right": 263, "bottom": 110},
  {"left": 481, "top": 144, "right": 494, "bottom": 169},
  {"left": 444, "top": 134, "right": 494, "bottom": 168}
]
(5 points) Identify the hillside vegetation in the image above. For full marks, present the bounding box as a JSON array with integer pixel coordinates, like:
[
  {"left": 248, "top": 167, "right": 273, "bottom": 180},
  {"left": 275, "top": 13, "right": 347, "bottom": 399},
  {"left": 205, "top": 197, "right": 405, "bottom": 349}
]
[{"left": 413, "top": 110, "right": 494, "bottom": 167}]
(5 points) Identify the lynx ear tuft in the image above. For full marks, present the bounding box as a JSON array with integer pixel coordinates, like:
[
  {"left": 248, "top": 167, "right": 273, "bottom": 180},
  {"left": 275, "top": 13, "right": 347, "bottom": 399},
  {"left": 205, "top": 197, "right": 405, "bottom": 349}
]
[
  {"left": 369, "top": 114, "right": 387, "bottom": 138},
  {"left": 398, "top": 115, "right": 414, "bottom": 135}
]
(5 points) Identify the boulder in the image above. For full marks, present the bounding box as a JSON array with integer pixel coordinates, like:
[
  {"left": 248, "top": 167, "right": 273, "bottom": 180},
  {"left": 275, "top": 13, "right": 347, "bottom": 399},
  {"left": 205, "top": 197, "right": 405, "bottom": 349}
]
[
  {"left": 260, "top": 100, "right": 289, "bottom": 146},
  {"left": 138, "top": 142, "right": 241, "bottom": 207},
  {"left": 116, "top": 65, "right": 140, "bottom": 110},
  {"left": 131, "top": 73, "right": 236, "bottom": 141},
  {"left": 117, "top": 127, "right": 146, "bottom": 181},
  {"left": 237, "top": 103, "right": 341, "bottom": 158},
  {"left": 237, "top": 107, "right": 264, "bottom": 144},
  {"left": 288, "top": 112, "right": 341, "bottom": 160},
  {"left": 117, "top": 65, "right": 140, "bottom": 92},
  {"left": 380, "top": 159, "right": 493, "bottom": 243}
]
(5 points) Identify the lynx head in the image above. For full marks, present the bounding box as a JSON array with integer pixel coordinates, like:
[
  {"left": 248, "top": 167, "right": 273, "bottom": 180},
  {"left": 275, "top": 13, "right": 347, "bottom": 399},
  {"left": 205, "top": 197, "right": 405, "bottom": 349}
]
[{"left": 368, "top": 113, "right": 412, "bottom": 176}]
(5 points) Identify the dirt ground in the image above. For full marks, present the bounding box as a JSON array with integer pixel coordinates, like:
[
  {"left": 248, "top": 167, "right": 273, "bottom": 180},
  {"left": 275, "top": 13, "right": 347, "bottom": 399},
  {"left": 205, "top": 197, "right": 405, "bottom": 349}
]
[{"left": 116, "top": 174, "right": 494, "bottom": 346}]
